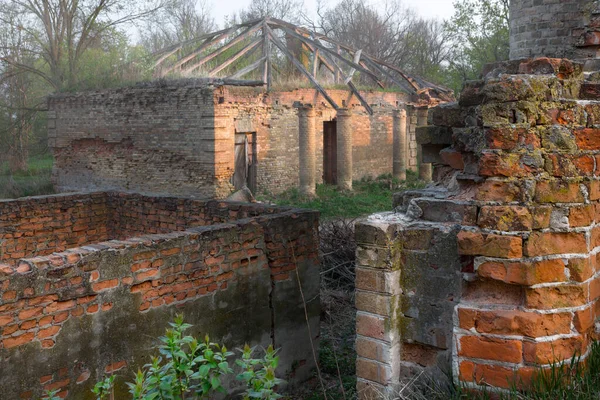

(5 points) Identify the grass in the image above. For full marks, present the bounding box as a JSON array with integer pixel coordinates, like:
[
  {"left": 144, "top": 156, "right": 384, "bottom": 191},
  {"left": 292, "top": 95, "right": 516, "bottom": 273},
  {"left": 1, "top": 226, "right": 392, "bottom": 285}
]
[
  {"left": 258, "top": 171, "right": 426, "bottom": 219},
  {"left": 0, "top": 153, "right": 55, "bottom": 199},
  {"left": 379, "top": 342, "right": 600, "bottom": 400}
]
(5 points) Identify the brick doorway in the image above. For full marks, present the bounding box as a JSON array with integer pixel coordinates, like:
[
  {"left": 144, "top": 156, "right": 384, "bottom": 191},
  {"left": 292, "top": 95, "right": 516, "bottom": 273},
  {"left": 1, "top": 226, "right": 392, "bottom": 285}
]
[
  {"left": 234, "top": 132, "right": 257, "bottom": 193},
  {"left": 323, "top": 121, "right": 337, "bottom": 184}
]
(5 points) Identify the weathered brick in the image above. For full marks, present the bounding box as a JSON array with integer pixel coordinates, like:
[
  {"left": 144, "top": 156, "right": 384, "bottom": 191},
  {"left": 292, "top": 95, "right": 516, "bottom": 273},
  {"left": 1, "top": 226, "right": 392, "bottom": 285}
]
[
  {"left": 459, "top": 335, "right": 522, "bottom": 363},
  {"left": 523, "top": 336, "right": 585, "bottom": 364},
  {"left": 458, "top": 231, "right": 522, "bottom": 258},
  {"left": 477, "top": 259, "right": 566, "bottom": 285},
  {"left": 525, "top": 284, "right": 588, "bottom": 309},
  {"left": 477, "top": 206, "right": 533, "bottom": 231},
  {"left": 525, "top": 232, "right": 587, "bottom": 257}
]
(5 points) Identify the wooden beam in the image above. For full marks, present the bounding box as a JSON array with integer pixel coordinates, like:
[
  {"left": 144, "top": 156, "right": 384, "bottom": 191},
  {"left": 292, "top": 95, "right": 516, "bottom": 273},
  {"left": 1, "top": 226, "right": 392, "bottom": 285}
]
[
  {"left": 359, "top": 61, "right": 385, "bottom": 89},
  {"left": 362, "top": 57, "right": 416, "bottom": 94},
  {"left": 266, "top": 26, "right": 339, "bottom": 110},
  {"left": 208, "top": 37, "right": 262, "bottom": 77},
  {"left": 271, "top": 23, "right": 381, "bottom": 83},
  {"left": 160, "top": 25, "right": 243, "bottom": 77},
  {"left": 262, "top": 21, "right": 272, "bottom": 90},
  {"left": 344, "top": 49, "right": 362, "bottom": 84},
  {"left": 347, "top": 80, "right": 373, "bottom": 115},
  {"left": 214, "top": 79, "right": 265, "bottom": 86},
  {"left": 183, "top": 22, "right": 264, "bottom": 75},
  {"left": 312, "top": 48, "right": 319, "bottom": 77},
  {"left": 228, "top": 56, "right": 266, "bottom": 79}
]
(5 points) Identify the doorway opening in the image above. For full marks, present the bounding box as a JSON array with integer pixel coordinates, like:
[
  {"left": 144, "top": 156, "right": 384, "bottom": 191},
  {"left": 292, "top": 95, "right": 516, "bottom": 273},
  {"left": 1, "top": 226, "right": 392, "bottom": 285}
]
[
  {"left": 233, "top": 132, "right": 257, "bottom": 193},
  {"left": 323, "top": 121, "right": 337, "bottom": 185}
]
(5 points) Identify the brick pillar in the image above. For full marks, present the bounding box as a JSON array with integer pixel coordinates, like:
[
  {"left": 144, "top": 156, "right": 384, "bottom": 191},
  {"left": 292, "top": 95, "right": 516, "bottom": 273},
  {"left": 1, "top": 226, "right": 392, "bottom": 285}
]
[
  {"left": 356, "top": 57, "right": 600, "bottom": 397},
  {"left": 407, "top": 106, "right": 418, "bottom": 172},
  {"left": 355, "top": 222, "right": 402, "bottom": 399},
  {"left": 336, "top": 108, "right": 353, "bottom": 190},
  {"left": 298, "top": 105, "right": 316, "bottom": 196},
  {"left": 416, "top": 107, "right": 432, "bottom": 182},
  {"left": 213, "top": 109, "right": 235, "bottom": 198},
  {"left": 393, "top": 108, "right": 407, "bottom": 181}
]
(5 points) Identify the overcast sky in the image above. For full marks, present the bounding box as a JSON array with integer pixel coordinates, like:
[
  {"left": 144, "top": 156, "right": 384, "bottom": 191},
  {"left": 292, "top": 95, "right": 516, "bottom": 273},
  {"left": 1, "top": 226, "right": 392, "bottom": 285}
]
[{"left": 210, "top": 0, "right": 457, "bottom": 25}]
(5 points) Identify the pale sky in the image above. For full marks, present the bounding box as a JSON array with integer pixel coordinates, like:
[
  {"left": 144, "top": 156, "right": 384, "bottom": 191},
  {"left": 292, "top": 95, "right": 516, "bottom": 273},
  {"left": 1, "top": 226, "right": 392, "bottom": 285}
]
[{"left": 210, "top": 0, "right": 457, "bottom": 26}]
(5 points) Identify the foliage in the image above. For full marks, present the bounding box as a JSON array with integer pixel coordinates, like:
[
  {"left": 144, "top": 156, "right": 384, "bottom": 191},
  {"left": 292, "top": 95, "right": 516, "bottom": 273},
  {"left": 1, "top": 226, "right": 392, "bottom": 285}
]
[
  {"left": 236, "top": 344, "right": 283, "bottom": 400},
  {"left": 443, "top": 0, "right": 510, "bottom": 92},
  {"left": 314, "top": 0, "right": 451, "bottom": 87},
  {"left": 0, "top": 154, "right": 54, "bottom": 199},
  {"left": 93, "top": 376, "right": 116, "bottom": 400},
  {"left": 258, "top": 171, "right": 425, "bottom": 220},
  {"left": 123, "top": 315, "right": 233, "bottom": 399},
  {"left": 42, "top": 390, "right": 62, "bottom": 400},
  {"left": 92, "top": 315, "right": 283, "bottom": 400},
  {"left": 140, "top": 0, "right": 216, "bottom": 54}
]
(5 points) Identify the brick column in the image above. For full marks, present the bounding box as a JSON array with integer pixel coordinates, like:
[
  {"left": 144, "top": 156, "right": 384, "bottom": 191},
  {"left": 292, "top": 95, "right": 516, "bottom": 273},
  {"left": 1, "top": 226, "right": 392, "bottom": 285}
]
[
  {"left": 355, "top": 221, "right": 402, "bottom": 399},
  {"left": 356, "top": 57, "right": 600, "bottom": 397},
  {"left": 416, "top": 107, "right": 432, "bottom": 182},
  {"left": 393, "top": 108, "right": 407, "bottom": 181},
  {"left": 213, "top": 109, "right": 235, "bottom": 198},
  {"left": 336, "top": 108, "right": 353, "bottom": 190},
  {"left": 298, "top": 105, "right": 316, "bottom": 196},
  {"left": 407, "top": 106, "right": 418, "bottom": 172}
]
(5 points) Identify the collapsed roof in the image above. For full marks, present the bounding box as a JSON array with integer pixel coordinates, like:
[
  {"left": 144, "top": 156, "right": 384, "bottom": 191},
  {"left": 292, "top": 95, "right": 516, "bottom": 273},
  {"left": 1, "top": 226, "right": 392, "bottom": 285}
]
[{"left": 151, "top": 17, "right": 454, "bottom": 113}]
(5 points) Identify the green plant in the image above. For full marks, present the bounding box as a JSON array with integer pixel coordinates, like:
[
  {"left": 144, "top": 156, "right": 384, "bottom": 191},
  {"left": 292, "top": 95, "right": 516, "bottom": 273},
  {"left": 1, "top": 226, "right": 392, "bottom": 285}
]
[
  {"left": 42, "top": 390, "right": 62, "bottom": 400},
  {"left": 93, "top": 376, "right": 115, "bottom": 400},
  {"left": 124, "top": 315, "right": 233, "bottom": 399},
  {"left": 236, "top": 344, "right": 284, "bottom": 400},
  {"left": 92, "top": 315, "right": 284, "bottom": 400}
]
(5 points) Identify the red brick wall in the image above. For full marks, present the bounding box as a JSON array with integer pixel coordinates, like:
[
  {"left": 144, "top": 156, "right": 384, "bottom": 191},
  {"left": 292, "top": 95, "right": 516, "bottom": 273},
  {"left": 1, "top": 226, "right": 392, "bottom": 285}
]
[
  {"left": 0, "top": 193, "right": 111, "bottom": 266},
  {"left": 0, "top": 192, "right": 320, "bottom": 399},
  {"left": 0, "top": 192, "right": 288, "bottom": 268},
  {"left": 355, "top": 57, "right": 600, "bottom": 397},
  {"left": 216, "top": 87, "right": 417, "bottom": 194}
]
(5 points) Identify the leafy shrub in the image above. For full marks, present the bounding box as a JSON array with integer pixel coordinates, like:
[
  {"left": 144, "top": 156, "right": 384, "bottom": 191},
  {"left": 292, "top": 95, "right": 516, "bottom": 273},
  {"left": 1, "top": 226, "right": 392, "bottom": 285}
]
[{"left": 90, "top": 315, "right": 283, "bottom": 400}]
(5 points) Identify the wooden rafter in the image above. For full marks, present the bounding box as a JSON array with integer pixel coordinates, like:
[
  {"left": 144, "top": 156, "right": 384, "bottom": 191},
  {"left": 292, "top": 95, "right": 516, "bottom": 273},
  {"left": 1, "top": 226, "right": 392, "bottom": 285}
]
[
  {"left": 182, "top": 22, "right": 264, "bottom": 75},
  {"left": 149, "top": 17, "right": 454, "bottom": 113},
  {"left": 208, "top": 37, "right": 262, "bottom": 77},
  {"left": 266, "top": 25, "right": 339, "bottom": 110}
]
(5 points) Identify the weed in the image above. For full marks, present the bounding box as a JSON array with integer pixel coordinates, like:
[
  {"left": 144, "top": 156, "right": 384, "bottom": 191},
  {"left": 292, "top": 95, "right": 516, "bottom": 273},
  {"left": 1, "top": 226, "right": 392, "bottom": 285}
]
[{"left": 258, "top": 171, "right": 425, "bottom": 219}]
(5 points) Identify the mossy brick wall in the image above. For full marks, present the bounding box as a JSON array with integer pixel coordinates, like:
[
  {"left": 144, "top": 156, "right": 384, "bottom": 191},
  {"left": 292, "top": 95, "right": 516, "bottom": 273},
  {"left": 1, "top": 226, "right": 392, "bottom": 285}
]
[
  {"left": 216, "top": 87, "right": 419, "bottom": 194},
  {"left": 355, "top": 57, "right": 600, "bottom": 398},
  {"left": 0, "top": 192, "right": 320, "bottom": 399},
  {"left": 510, "top": 0, "right": 600, "bottom": 61}
]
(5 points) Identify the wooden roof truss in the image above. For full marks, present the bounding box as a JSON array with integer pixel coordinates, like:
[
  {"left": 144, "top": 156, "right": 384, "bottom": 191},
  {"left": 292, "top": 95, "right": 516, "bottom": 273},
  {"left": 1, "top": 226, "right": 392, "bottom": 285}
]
[{"left": 151, "top": 17, "right": 452, "bottom": 114}]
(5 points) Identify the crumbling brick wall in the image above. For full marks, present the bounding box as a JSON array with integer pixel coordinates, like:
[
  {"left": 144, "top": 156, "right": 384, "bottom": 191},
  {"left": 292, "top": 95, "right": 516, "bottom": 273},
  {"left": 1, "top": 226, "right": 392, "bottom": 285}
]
[
  {"left": 355, "top": 57, "right": 600, "bottom": 398},
  {"left": 48, "top": 82, "right": 222, "bottom": 198},
  {"left": 213, "top": 87, "right": 418, "bottom": 194},
  {"left": 0, "top": 192, "right": 319, "bottom": 399},
  {"left": 0, "top": 194, "right": 112, "bottom": 265},
  {"left": 49, "top": 82, "right": 420, "bottom": 199}
]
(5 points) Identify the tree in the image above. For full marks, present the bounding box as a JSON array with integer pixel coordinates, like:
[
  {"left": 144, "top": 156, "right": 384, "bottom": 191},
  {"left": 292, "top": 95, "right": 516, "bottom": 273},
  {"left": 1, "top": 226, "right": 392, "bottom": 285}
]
[
  {"left": 0, "top": 0, "right": 166, "bottom": 172},
  {"left": 140, "top": 0, "right": 216, "bottom": 54},
  {"left": 0, "top": 0, "right": 166, "bottom": 92},
  {"left": 313, "top": 0, "right": 451, "bottom": 86},
  {"left": 239, "top": 0, "right": 305, "bottom": 24},
  {"left": 444, "top": 0, "right": 509, "bottom": 91},
  {"left": 0, "top": 2, "right": 41, "bottom": 171}
]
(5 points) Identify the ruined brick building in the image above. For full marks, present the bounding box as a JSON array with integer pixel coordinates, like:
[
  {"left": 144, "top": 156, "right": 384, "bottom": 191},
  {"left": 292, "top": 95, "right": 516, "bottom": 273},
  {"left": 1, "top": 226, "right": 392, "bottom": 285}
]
[
  {"left": 48, "top": 19, "right": 453, "bottom": 199},
  {"left": 354, "top": 0, "right": 600, "bottom": 398},
  {"left": 0, "top": 18, "right": 454, "bottom": 400}
]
